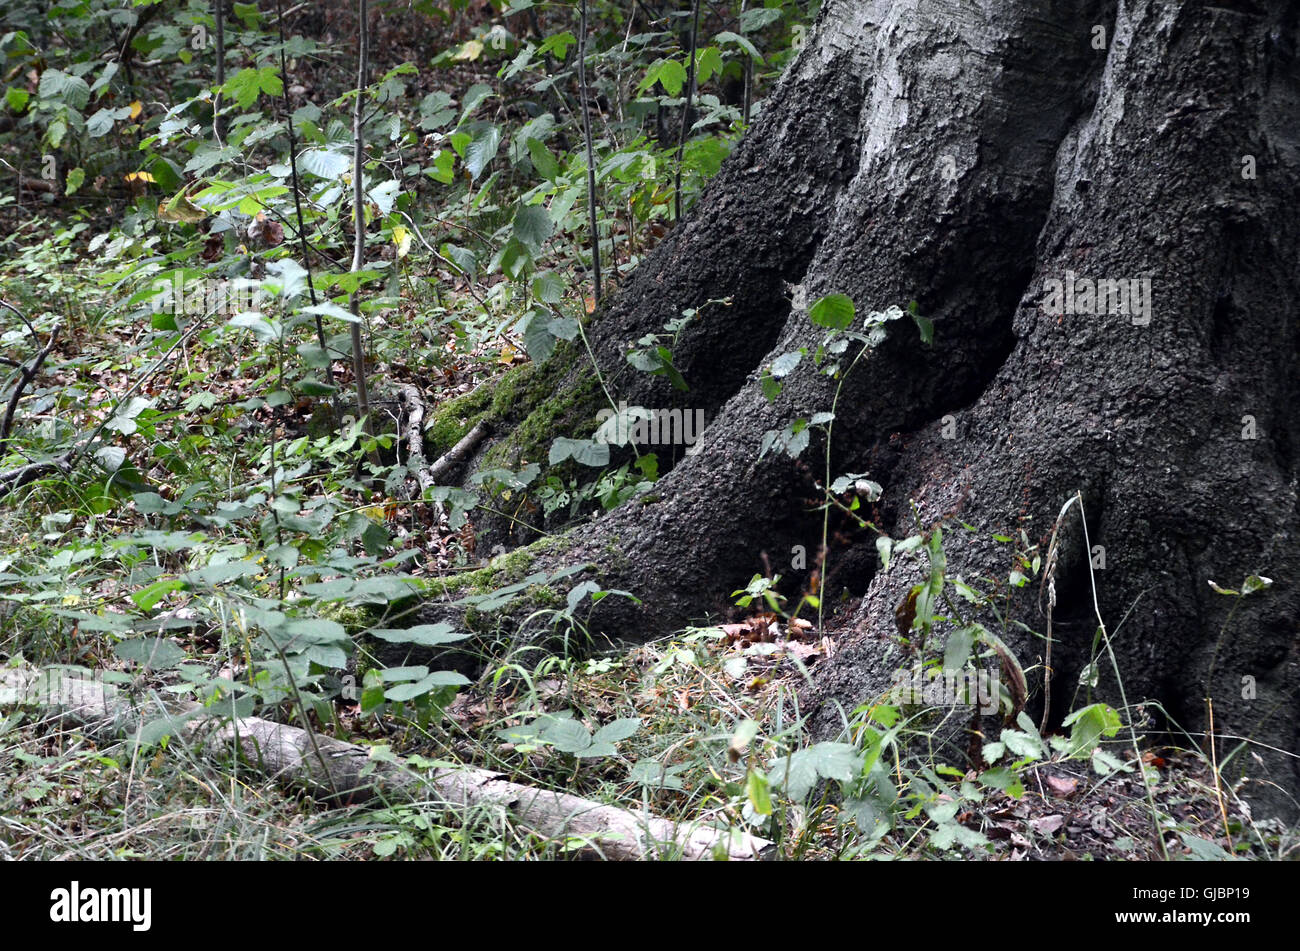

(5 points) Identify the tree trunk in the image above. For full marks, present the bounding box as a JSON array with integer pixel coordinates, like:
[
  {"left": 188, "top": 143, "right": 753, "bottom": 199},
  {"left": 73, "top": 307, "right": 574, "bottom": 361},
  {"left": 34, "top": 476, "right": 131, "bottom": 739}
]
[{"left": 431, "top": 0, "right": 1300, "bottom": 818}]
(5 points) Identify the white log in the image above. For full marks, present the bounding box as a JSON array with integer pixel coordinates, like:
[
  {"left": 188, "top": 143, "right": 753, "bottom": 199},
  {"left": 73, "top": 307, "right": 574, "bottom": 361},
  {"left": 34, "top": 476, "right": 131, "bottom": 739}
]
[{"left": 0, "top": 665, "right": 770, "bottom": 860}]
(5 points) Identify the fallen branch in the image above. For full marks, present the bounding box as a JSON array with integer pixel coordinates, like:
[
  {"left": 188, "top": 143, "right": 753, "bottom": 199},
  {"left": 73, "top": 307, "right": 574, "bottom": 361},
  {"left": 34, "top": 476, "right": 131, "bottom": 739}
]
[
  {"left": 1, "top": 319, "right": 60, "bottom": 444},
  {"left": 396, "top": 383, "right": 492, "bottom": 499},
  {"left": 0, "top": 452, "right": 74, "bottom": 495},
  {"left": 0, "top": 665, "right": 770, "bottom": 860}
]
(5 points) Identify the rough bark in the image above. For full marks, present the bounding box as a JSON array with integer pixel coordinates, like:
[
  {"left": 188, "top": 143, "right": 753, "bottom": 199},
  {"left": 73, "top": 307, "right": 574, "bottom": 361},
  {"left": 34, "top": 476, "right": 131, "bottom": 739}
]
[{"left": 435, "top": 0, "right": 1300, "bottom": 817}]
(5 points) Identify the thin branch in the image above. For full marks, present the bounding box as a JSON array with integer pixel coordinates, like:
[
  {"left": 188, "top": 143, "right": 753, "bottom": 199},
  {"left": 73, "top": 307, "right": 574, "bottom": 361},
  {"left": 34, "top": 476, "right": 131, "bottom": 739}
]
[
  {"left": 349, "top": 0, "right": 377, "bottom": 458},
  {"left": 578, "top": 0, "right": 602, "bottom": 303},
  {"left": 674, "top": 0, "right": 703, "bottom": 220},
  {"left": 0, "top": 316, "right": 59, "bottom": 446},
  {"left": 213, "top": 0, "right": 226, "bottom": 142},
  {"left": 0, "top": 312, "right": 214, "bottom": 497},
  {"left": 275, "top": 0, "right": 334, "bottom": 382}
]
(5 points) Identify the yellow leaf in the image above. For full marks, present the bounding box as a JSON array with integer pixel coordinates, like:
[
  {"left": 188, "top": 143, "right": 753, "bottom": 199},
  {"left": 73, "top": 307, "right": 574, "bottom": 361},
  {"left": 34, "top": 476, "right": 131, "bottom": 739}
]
[
  {"left": 392, "top": 225, "right": 411, "bottom": 258},
  {"left": 129, "top": 100, "right": 143, "bottom": 120},
  {"left": 157, "top": 184, "right": 207, "bottom": 224},
  {"left": 453, "top": 40, "right": 483, "bottom": 62}
]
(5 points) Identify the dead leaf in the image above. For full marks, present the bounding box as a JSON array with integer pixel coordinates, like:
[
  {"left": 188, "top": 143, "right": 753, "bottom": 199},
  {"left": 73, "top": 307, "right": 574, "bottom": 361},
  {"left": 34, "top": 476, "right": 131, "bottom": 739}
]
[
  {"left": 202, "top": 234, "right": 223, "bottom": 262},
  {"left": 1046, "top": 775, "right": 1079, "bottom": 797},
  {"left": 1031, "top": 814, "right": 1065, "bottom": 835}
]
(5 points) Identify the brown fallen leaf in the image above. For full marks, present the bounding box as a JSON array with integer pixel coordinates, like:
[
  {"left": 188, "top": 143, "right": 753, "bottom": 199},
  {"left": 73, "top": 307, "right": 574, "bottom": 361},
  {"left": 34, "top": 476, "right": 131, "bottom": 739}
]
[
  {"left": 788, "top": 617, "right": 814, "bottom": 639},
  {"left": 1046, "top": 775, "right": 1079, "bottom": 797},
  {"left": 1031, "top": 814, "right": 1065, "bottom": 835},
  {"left": 782, "top": 640, "right": 823, "bottom": 662}
]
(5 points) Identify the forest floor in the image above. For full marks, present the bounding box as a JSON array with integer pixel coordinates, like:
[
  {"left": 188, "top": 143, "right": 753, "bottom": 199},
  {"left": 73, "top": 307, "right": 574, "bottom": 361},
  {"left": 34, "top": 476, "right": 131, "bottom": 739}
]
[{"left": 2, "top": 3, "right": 1294, "bottom": 861}]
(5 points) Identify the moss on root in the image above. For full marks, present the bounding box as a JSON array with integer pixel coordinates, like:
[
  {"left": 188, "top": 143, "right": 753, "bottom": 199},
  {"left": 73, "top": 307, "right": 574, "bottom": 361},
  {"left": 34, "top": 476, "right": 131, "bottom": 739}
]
[
  {"left": 423, "top": 342, "right": 606, "bottom": 471},
  {"left": 425, "top": 380, "right": 496, "bottom": 457},
  {"left": 424, "top": 536, "right": 566, "bottom": 600}
]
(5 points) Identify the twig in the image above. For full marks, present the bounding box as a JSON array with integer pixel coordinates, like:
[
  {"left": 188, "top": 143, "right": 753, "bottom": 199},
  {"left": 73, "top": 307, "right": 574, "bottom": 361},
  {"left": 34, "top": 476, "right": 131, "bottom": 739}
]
[
  {"left": 395, "top": 384, "right": 491, "bottom": 499},
  {"left": 0, "top": 323, "right": 59, "bottom": 446},
  {"left": 578, "top": 0, "right": 602, "bottom": 303},
  {"left": 673, "top": 0, "right": 702, "bottom": 220},
  {"left": 349, "top": 0, "right": 377, "bottom": 461},
  {"left": 213, "top": 0, "right": 226, "bottom": 142},
  {"left": 0, "top": 312, "right": 214, "bottom": 497},
  {"left": 428, "top": 420, "right": 491, "bottom": 485},
  {"left": 275, "top": 0, "right": 334, "bottom": 382}
]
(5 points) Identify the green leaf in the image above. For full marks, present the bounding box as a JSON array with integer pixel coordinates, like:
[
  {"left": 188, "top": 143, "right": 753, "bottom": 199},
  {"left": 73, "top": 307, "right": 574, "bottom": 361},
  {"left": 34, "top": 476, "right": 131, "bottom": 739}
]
[
  {"left": 641, "top": 58, "right": 688, "bottom": 97},
  {"left": 739, "top": 7, "right": 783, "bottom": 31},
  {"left": 86, "top": 106, "right": 131, "bottom": 137},
  {"left": 457, "top": 83, "right": 494, "bottom": 126},
  {"left": 138, "top": 711, "right": 199, "bottom": 746},
  {"left": 418, "top": 90, "right": 456, "bottom": 130},
  {"left": 811, "top": 742, "right": 863, "bottom": 783},
  {"left": 64, "top": 167, "right": 85, "bottom": 195},
  {"left": 769, "top": 350, "right": 802, "bottom": 378},
  {"left": 368, "top": 179, "right": 401, "bottom": 216},
  {"left": 37, "top": 69, "right": 90, "bottom": 110},
  {"left": 768, "top": 748, "right": 819, "bottom": 801},
  {"left": 114, "top": 637, "right": 186, "bottom": 670},
  {"left": 383, "top": 670, "right": 467, "bottom": 702},
  {"left": 425, "top": 148, "right": 455, "bottom": 184},
  {"left": 383, "top": 679, "right": 431, "bottom": 702},
  {"left": 591, "top": 717, "right": 641, "bottom": 745},
  {"left": 943, "top": 626, "right": 976, "bottom": 673},
  {"left": 298, "top": 148, "right": 351, "bottom": 179},
  {"left": 574, "top": 742, "right": 618, "bottom": 759},
  {"left": 531, "top": 270, "right": 566, "bottom": 304},
  {"left": 518, "top": 309, "right": 556, "bottom": 362},
  {"left": 1178, "top": 832, "right": 1239, "bottom": 861},
  {"left": 541, "top": 717, "right": 591, "bottom": 754},
  {"left": 513, "top": 203, "right": 553, "bottom": 251},
  {"left": 979, "top": 766, "right": 1024, "bottom": 798},
  {"left": 549, "top": 437, "right": 609, "bottom": 467},
  {"left": 1062, "top": 702, "right": 1122, "bottom": 756},
  {"left": 465, "top": 125, "right": 502, "bottom": 180},
  {"left": 912, "top": 312, "right": 934, "bottom": 345},
  {"left": 999, "top": 728, "right": 1043, "bottom": 760},
  {"left": 223, "top": 66, "right": 282, "bottom": 110},
  {"left": 809, "top": 293, "right": 855, "bottom": 330},
  {"left": 368, "top": 624, "right": 468, "bottom": 646},
  {"left": 746, "top": 769, "right": 772, "bottom": 815},
  {"left": 537, "top": 30, "right": 576, "bottom": 61},
  {"left": 527, "top": 136, "right": 559, "bottom": 180},
  {"left": 715, "top": 31, "right": 763, "bottom": 63},
  {"left": 629, "top": 760, "right": 685, "bottom": 789},
  {"left": 130, "top": 578, "right": 185, "bottom": 610},
  {"left": 695, "top": 46, "right": 724, "bottom": 85}
]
